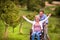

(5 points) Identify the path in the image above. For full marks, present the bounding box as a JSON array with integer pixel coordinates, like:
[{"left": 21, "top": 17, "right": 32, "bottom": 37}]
[
  {"left": 45, "top": 1, "right": 60, "bottom": 7},
  {"left": 45, "top": 1, "right": 60, "bottom": 10}
]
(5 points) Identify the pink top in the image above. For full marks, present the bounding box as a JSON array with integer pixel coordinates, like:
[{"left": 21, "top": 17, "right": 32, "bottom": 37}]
[{"left": 34, "top": 24, "right": 41, "bottom": 32}]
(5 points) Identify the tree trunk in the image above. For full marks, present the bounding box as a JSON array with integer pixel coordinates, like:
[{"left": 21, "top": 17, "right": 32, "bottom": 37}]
[
  {"left": 13, "top": 27, "right": 15, "bottom": 33},
  {"left": 4, "top": 24, "right": 8, "bottom": 39},
  {"left": 27, "top": 0, "right": 30, "bottom": 10},
  {"left": 19, "top": 23, "right": 23, "bottom": 34}
]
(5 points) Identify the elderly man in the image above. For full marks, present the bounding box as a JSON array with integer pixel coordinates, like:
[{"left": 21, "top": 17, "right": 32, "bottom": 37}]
[{"left": 37, "top": 10, "right": 50, "bottom": 40}]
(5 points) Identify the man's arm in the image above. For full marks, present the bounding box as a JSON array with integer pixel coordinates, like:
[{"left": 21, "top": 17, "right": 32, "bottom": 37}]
[
  {"left": 44, "top": 14, "right": 48, "bottom": 24},
  {"left": 41, "top": 14, "right": 51, "bottom": 23}
]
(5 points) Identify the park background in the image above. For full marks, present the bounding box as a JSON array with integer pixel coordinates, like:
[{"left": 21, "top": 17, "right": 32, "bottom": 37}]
[{"left": 0, "top": 0, "right": 60, "bottom": 40}]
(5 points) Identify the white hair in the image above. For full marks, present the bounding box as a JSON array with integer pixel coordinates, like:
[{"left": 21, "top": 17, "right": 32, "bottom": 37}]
[{"left": 35, "top": 15, "right": 40, "bottom": 19}]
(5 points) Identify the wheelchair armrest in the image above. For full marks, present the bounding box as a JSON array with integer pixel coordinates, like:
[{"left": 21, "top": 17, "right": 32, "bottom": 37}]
[{"left": 30, "top": 29, "right": 32, "bottom": 35}]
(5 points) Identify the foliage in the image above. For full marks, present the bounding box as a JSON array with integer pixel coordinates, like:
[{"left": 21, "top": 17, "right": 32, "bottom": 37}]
[
  {"left": 39, "top": 0, "right": 45, "bottom": 8},
  {"left": 0, "top": 0, "right": 20, "bottom": 28},
  {"left": 47, "top": 0, "right": 53, "bottom": 4},
  {"left": 27, "top": 0, "right": 45, "bottom": 12},
  {"left": 19, "top": 0, "right": 27, "bottom": 7},
  {"left": 55, "top": 6, "right": 60, "bottom": 16}
]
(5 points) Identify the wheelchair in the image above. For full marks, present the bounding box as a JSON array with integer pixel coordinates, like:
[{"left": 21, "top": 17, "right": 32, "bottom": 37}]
[
  {"left": 30, "top": 29, "right": 44, "bottom": 40},
  {"left": 30, "top": 25, "right": 48, "bottom": 40}
]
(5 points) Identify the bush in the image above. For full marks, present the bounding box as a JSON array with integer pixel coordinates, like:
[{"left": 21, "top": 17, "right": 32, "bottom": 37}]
[
  {"left": 48, "top": 0, "right": 53, "bottom": 4},
  {"left": 39, "top": 0, "right": 45, "bottom": 8},
  {"left": 27, "top": 0, "right": 45, "bottom": 12},
  {"left": 19, "top": 0, "right": 27, "bottom": 7},
  {"left": 0, "top": 0, "right": 20, "bottom": 28},
  {"left": 55, "top": 6, "right": 60, "bottom": 16},
  {"left": 26, "top": 13, "right": 36, "bottom": 20}
]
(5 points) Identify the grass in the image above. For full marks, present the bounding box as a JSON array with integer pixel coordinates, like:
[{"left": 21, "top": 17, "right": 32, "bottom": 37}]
[
  {"left": 0, "top": 6, "right": 60, "bottom": 40},
  {"left": 7, "top": 22, "right": 31, "bottom": 40},
  {"left": 48, "top": 17, "right": 60, "bottom": 40}
]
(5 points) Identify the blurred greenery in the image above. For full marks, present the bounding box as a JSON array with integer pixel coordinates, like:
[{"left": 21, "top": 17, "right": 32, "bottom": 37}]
[
  {"left": 55, "top": 6, "right": 60, "bottom": 16},
  {"left": 0, "top": 0, "right": 60, "bottom": 40},
  {"left": 47, "top": 0, "right": 53, "bottom": 4},
  {"left": 27, "top": 0, "right": 45, "bottom": 12}
]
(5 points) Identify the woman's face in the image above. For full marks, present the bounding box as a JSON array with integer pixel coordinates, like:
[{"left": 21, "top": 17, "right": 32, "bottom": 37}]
[{"left": 35, "top": 16, "right": 40, "bottom": 22}]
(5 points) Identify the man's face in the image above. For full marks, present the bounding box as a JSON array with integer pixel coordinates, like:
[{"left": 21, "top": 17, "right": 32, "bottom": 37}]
[{"left": 39, "top": 12, "right": 44, "bottom": 17}]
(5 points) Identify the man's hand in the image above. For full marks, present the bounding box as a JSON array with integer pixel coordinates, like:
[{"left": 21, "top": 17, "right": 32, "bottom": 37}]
[{"left": 48, "top": 14, "right": 51, "bottom": 17}]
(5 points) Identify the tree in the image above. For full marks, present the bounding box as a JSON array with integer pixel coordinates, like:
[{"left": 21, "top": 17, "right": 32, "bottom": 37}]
[
  {"left": 47, "top": 0, "right": 53, "bottom": 4},
  {"left": 19, "top": 17, "right": 24, "bottom": 34},
  {"left": 19, "top": 0, "right": 27, "bottom": 7},
  {"left": 55, "top": 6, "right": 60, "bottom": 16},
  {"left": 27, "top": 0, "right": 45, "bottom": 12},
  {"left": 0, "top": 0, "right": 20, "bottom": 38}
]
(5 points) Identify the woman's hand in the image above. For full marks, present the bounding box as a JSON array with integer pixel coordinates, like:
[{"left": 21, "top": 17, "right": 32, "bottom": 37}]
[{"left": 22, "top": 16, "right": 26, "bottom": 18}]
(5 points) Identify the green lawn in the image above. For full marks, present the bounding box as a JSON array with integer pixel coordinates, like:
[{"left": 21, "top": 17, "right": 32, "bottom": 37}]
[
  {"left": 8, "top": 22, "right": 31, "bottom": 40},
  {"left": 0, "top": 7, "right": 60, "bottom": 40}
]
